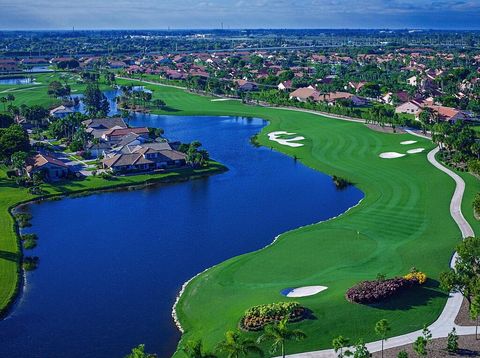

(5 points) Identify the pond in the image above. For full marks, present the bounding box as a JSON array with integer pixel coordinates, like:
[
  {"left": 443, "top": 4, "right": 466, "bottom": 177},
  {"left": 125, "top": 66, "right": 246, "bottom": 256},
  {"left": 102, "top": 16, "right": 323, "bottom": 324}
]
[
  {"left": 0, "top": 77, "right": 36, "bottom": 85},
  {"left": 0, "top": 115, "right": 364, "bottom": 358}
]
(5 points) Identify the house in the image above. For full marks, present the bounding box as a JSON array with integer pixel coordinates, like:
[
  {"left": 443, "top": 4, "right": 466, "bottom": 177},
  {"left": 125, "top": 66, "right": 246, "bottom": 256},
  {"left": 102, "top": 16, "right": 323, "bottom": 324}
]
[
  {"left": 83, "top": 117, "right": 127, "bottom": 138},
  {"left": 277, "top": 80, "right": 293, "bottom": 91},
  {"left": 289, "top": 86, "right": 318, "bottom": 102},
  {"left": 319, "top": 92, "right": 367, "bottom": 106},
  {"left": 422, "top": 105, "right": 470, "bottom": 122},
  {"left": 234, "top": 79, "right": 258, "bottom": 92},
  {"left": 407, "top": 76, "right": 418, "bottom": 87},
  {"left": 50, "top": 105, "right": 75, "bottom": 118},
  {"left": 395, "top": 100, "right": 424, "bottom": 116},
  {"left": 0, "top": 59, "right": 19, "bottom": 73},
  {"left": 102, "top": 146, "right": 187, "bottom": 174},
  {"left": 102, "top": 127, "right": 150, "bottom": 142},
  {"left": 25, "top": 153, "right": 69, "bottom": 181}
]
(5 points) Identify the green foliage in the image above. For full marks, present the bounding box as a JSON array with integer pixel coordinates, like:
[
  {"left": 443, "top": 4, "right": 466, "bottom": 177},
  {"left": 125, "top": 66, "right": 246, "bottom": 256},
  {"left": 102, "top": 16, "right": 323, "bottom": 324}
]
[
  {"left": 22, "top": 256, "right": 39, "bottom": 271},
  {"left": 0, "top": 124, "right": 30, "bottom": 161},
  {"left": 47, "top": 81, "right": 71, "bottom": 97},
  {"left": 352, "top": 340, "right": 370, "bottom": 358},
  {"left": 124, "top": 344, "right": 156, "bottom": 358},
  {"left": 412, "top": 336, "right": 427, "bottom": 357},
  {"left": 397, "top": 350, "right": 408, "bottom": 358},
  {"left": 216, "top": 330, "right": 263, "bottom": 358},
  {"left": 181, "top": 339, "right": 216, "bottom": 358},
  {"left": 440, "top": 236, "right": 480, "bottom": 306},
  {"left": 332, "top": 336, "right": 352, "bottom": 357},
  {"left": 474, "top": 192, "right": 480, "bottom": 217},
  {"left": 447, "top": 327, "right": 458, "bottom": 353},
  {"left": 14, "top": 212, "right": 32, "bottom": 228},
  {"left": 257, "top": 318, "right": 306, "bottom": 358},
  {"left": 83, "top": 82, "right": 109, "bottom": 117},
  {"left": 23, "top": 237, "right": 37, "bottom": 250}
]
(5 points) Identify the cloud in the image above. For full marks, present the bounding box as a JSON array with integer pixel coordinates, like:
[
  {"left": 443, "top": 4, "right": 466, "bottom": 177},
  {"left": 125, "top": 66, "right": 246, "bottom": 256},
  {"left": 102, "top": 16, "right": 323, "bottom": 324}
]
[{"left": 0, "top": 0, "right": 479, "bottom": 29}]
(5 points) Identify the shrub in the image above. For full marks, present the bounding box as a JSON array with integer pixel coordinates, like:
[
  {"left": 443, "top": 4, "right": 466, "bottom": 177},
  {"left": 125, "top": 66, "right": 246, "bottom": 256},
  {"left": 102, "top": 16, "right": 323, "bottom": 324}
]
[
  {"left": 346, "top": 277, "right": 413, "bottom": 304},
  {"left": 447, "top": 327, "right": 458, "bottom": 353},
  {"left": 22, "top": 256, "right": 39, "bottom": 271},
  {"left": 404, "top": 270, "right": 427, "bottom": 285},
  {"left": 240, "top": 302, "right": 305, "bottom": 331},
  {"left": 23, "top": 238, "right": 37, "bottom": 250},
  {"left": 14, "top": 213, "right": 32, "bottom": 228},
  {"left": 332, "top": 175, "right": 352, "bottom": 190},
  {"left": 474, "top": 193, "right": 480, "bottom": 217},
  {"left": 397, "top": 351, "right": 408, "bottom": 358},
  {"left": 21, "top": 233, "right": 37, "bottom": 241}
]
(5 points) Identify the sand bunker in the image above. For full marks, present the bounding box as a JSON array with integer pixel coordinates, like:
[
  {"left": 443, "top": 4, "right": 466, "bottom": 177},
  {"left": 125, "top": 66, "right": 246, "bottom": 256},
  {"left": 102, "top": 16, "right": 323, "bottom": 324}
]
[
  {"left": 281, "top": 286, "right": 328, "bottom": 298},
  {"left": 379, "top": 152, "right": 406, "bottom": 159},
  {"left": 268, "top": 131, "right": 305, "bottom": 147},
  {"left": 407, "top": 148, "right": 425, "bottom": 154},
  {"left": 400, "top": 140, "right": 417, "bottom": 145},
  {"left": 211, "top": 98, "right": 233, "bottom": 102}
]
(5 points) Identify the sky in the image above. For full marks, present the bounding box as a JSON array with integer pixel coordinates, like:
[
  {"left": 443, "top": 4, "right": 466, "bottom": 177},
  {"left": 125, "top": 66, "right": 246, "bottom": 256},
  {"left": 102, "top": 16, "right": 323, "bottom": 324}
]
[{"left": 1, "top": 0, "right": 480, "bottom": 30}]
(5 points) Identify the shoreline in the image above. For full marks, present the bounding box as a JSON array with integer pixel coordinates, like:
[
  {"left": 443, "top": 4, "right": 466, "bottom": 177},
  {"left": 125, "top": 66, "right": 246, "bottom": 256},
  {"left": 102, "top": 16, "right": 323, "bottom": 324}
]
[{"left": 0, "top": 163, "right": 227, "bottom": 321}]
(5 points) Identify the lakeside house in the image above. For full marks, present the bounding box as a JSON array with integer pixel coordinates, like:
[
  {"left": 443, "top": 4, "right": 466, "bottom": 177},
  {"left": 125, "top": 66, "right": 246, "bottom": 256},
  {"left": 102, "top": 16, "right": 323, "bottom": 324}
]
[
  {"left": 50, "top": 105, "right": 75, "bottom": 118},
  {"left": 102, "top": 145, "right": 187, "bottom": 174},
  {"left": 83, "top": 117, "right": 127, "bottom": 138},
  {"left": 234, "top": 79, "right": 258, "bottom": 92},
  {"left": 26, "top": 153, "right": 69, "bottom": 181}
]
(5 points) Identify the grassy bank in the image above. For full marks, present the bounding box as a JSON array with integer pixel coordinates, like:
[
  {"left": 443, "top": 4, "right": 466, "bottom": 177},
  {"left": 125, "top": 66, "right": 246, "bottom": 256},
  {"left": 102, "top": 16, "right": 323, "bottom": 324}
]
[
  {"left": 113, "top": 78, "right": 465, "bottom": 355},
  {"left": 0, "top": 162, "right": 226, "bottom": 318}
]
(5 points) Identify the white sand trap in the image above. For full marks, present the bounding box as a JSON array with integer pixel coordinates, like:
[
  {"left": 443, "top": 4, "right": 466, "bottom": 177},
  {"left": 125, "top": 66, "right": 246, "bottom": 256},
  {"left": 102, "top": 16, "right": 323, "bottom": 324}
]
[
  {"left": 400, "top": 140, "right": 417, "bottom": 145},
  {"left": 268, "top": 131, "right": 305, "bottom": 148},
  {"left": 284, "top": 286, "right": 328, "bottom": 298},
  {"left": 379, "top": 152, "right": 406, "bottom": 159},
  {"left": 407, "top": 148, "right": 425, "bottom": 154},
  {"left": 211, "top": 98, "right": 233, "bottom": 102}
]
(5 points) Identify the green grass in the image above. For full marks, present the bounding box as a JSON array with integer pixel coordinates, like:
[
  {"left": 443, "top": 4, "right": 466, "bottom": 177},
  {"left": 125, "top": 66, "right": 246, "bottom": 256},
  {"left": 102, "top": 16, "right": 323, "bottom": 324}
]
[
  {"left": 1, "top": 76, "right": 473, "bottom": 356},
  {"left": 110, "top": 80, "right": 467, "bottom": 355},
  {"left": 0, "top": 72, "right": 113, "bottom": 109},
  {"left": 0, "top": 162, "right": 226, "bottom": 317}
]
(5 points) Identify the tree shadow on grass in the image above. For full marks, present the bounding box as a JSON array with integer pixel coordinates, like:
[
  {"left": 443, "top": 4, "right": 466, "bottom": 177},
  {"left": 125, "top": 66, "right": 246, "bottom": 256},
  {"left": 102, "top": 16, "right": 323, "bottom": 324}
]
[
  {"left": 369, "top": 279, "right": 448, "bottom": 311},
  {"left": 161, "top": 106, "right": 180, "bottom": 113},
  {"left": 0, "top": 250, "right": 20, "bottom": 263}
]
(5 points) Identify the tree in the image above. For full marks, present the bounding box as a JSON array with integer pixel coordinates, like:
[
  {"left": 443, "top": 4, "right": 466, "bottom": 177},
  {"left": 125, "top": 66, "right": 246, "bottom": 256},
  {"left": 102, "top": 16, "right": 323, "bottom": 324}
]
[
  {"left": 374, "top": 319, "right": 391, "bottom": 358},
  {"left": 332, "top": 335, "right": 352, "bottom": 357},
  {"left": 124, "top": 344, "right": 156, "bottom": 358},
  {"left": 0, "top": 113, "right": 14, "bottom": 128},
  {"left": 257, "top": 318, "right": 306, "bottom": 358},
  {"left": 0, "top": 124, "right": 30, "bottom": 161},
  {"left": 412, "top": 337, "right": 427, "bottom": 357},
  {"left": 352, "top": 340, "right": 370, "bottom": 358},
  {"left": 440, "top": 237, "right": 480, "bottom": 307},
  {"left": 470, "top": 294, "right": 480, "bottom": 339},
  {"left": 216, "top": 330, "right": 263, "bottom": 358},
  {"left": 83, "top": 83, "right": 109, "bottom": 117},
  {"left": 181, "top": 339, "right": 216, "bottom": 358},
  {"left": 447, "top": 327, "right": 458, "bottom": 353},
  {"left": 11, "top": 151, "right": 28, "bottom": 175},
  {"left": 24, "top": 105, "right": 49, "bottom": 129}
]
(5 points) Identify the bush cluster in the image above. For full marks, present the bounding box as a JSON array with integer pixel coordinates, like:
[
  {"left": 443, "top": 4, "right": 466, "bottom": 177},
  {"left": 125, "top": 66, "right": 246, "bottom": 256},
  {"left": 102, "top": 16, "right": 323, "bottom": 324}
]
[
  {"left": 240, "top": 302, "right": 305, "bottom": 331},
  {"left": 404, "top": 271, "right": 427, "bottom": 285},
  {"left": 346, "top": 277, "right": 414, "bottom": 304}
]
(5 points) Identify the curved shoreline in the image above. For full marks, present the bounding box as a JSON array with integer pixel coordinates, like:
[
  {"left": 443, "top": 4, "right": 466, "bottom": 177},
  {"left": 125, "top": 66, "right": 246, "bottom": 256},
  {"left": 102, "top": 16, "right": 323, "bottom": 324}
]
[{"left": 0, "top": 164, "right": 227, "bottom": 321}]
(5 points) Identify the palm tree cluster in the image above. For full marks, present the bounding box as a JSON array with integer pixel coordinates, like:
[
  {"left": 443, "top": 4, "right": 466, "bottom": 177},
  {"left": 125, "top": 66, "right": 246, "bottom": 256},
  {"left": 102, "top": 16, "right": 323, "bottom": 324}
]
[{"left": 180, "top": 317, "right": 306, "bottom": 358}]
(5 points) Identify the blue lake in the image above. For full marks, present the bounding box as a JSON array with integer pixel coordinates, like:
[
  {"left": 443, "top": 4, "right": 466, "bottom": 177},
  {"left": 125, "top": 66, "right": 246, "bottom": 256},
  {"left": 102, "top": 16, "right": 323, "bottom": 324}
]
[
  {"left": 0, "top": 77, "right": 35, "bottom": 85},
  {"left": 0, "top": 115, "right": 363, "bottom": 357}
]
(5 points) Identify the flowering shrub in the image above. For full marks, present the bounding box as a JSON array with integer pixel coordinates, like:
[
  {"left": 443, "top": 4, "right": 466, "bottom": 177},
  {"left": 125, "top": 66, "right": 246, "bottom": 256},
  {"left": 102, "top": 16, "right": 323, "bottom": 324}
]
[
  {"left": 404, "top": 271, "right": 427, "bottom": 284},
  {"left": 346, "top": 278, "right": 414, "bottom": 304},
  {"left": 240, "top": 302, "right": 305, "bottom": 331}
]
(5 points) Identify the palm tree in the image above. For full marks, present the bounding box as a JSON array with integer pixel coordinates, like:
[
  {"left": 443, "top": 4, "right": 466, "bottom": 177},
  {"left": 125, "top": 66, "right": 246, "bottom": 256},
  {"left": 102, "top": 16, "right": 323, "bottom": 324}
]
[
  {"left": 181, "top": 339, "right": 216, "bottom": 358},
  {"left": 257, "top": 318, "right": 306, "bottom": 358},
  {"left": 374, "top": 319, "right": 391, "bottom": 358},
  {"left": 216, "top": 330, "right": 263, "bottom": 358}
]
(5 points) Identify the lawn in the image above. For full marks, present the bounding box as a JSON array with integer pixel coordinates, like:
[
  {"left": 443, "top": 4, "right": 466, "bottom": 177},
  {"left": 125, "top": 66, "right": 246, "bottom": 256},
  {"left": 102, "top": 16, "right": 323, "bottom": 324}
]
[
  {"left": 112, "top": 79, "right": 468, "bottom": 355},
  {"left": 0, "top": 76, "right": 472, "bottom": 356},
  {"left": 0, "top": 72, "right": 113, "bottom": 108},
  {"left": 0, "top": 162, "right": 226, "bottom": 317}
]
